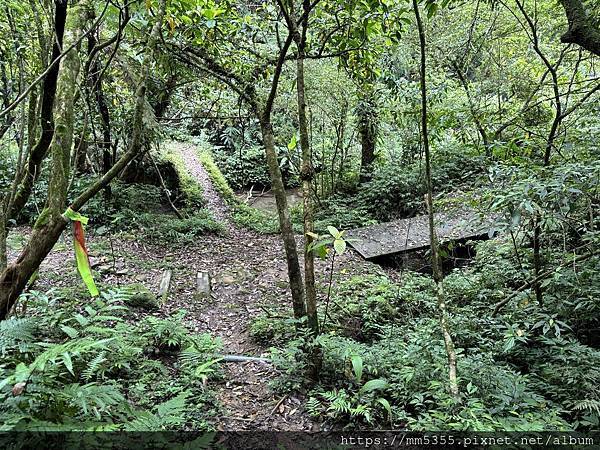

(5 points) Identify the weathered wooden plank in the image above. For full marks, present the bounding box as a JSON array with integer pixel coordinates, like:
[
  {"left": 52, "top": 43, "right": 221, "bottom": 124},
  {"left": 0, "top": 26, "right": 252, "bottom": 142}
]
[{"left": 346, "top": 208, "right": 494, "bottom": 259}]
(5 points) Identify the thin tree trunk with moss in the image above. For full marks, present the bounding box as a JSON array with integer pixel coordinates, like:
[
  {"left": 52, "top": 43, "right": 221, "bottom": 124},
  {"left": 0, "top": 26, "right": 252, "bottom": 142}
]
[
  {"left": 259, "top": 119, "right": 306, "bottom": 320},
  {"left": 252, "top": 26, "right": 306, "bottom": 320},
  {"left": 292, "top": 0, "right": 318, "bottom": 335},
  {"left": 9, "top": 0, "right": 68, "bottom": 220},
  {"left": 0, "top": 0, "right": 166, "bottom": 320},
  {"left": 414, "top": 0, "right": 459, "bottom": 402}
]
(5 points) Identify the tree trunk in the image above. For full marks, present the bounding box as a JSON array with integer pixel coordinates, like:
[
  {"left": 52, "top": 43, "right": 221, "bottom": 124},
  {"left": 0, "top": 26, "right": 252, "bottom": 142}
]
[
  {"left": 9, "top": 0, "right": 68, "bottom": 221},
  {"left": 87, "top": 32, "right": 113, "bottom": 198},
  {"left": 414, "top": 0, "right": 460, "bottom": 402},
  {"left": 559, "top": 0, "right": 600, "bottom": 57},
  {"left": 0, "top": 0, "right": 166, "bottom": 320},
  {"left": 293, "top": 1, "right": 318, "bottom": 335},
  {"left": 357, "top": 89, "right": 378, "bottom": 182},
  {"left": 259, "top": 119, "right": 306, "bottom": 320}
]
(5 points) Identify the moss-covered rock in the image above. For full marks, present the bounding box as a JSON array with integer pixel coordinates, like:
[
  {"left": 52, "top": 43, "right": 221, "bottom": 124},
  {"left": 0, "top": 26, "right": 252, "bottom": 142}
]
[{"left": 123, "top": 283, "right": 159, "bottom": 310}]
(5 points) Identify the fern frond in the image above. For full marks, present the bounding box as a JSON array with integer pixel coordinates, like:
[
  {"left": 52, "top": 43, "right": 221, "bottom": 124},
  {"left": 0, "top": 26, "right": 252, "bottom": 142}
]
[
  {"left": 574, "top": 399, "right": 600, "bottom": 415},
  {"left": 82, "top": 352, "right": 108, "bottom": 381},
  {"left": 0, "top": 318, "right": 38, "bottom": 355}
]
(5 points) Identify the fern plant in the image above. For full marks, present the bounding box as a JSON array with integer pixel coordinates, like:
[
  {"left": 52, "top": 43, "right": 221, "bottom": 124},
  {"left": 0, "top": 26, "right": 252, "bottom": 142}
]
[
  {"left": 0, "top": 317, "right": 38, "bottom": 357},
  {"left": 307, "top": 355, "right": 392, "bottom": 426},
  {"left": 138, "top": 311, "right": 190, "bottom": 352}
]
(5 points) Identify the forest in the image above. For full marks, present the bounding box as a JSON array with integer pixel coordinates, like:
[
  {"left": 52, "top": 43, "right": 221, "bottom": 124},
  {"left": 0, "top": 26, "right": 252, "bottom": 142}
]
[{"left": 0, "top": 0, "right": 599, "bottom": 446}]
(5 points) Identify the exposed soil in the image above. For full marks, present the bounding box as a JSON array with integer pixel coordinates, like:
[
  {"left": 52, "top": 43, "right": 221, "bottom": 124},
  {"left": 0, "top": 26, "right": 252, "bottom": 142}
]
[{"left": 5, "top": 142, "right": 374, "bottom": 431}]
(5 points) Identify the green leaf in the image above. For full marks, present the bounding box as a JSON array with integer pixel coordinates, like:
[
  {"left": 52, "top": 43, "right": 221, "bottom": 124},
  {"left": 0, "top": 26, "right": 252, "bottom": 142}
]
[
  {"left": 360, "top": 379, "right": 388, "bottom": 393},
  {"left": 327, "top": 226, "right": 340, "bottom": 238},
  {"left": 377, "top": 398, "right": 392, "bottom": 419},
  {"left": 333, "top": 239, "right": 346, "bottom": 255},
  {"left": 62, "top": 352, "right": 74, "bottom": 376},
  {"left": 351, "top": 355, "right": 363, "bottom": 383},
  {"left": 287, "top": 133, "right": 297, "bottom": 150},
  {"left": 61, "top": 325, "right": 80, "bottom": 339}
]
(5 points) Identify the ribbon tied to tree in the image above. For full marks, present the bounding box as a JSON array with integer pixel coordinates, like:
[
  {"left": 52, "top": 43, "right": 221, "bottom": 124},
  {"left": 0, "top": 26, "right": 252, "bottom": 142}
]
[{"left": 64, "top": 208, "right": 99, "bottom": 297}]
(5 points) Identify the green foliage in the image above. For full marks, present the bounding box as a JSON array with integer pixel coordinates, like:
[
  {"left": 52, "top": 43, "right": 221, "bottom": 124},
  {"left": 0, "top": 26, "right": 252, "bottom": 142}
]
[
  {"left": 272, "top": 235, "right": 599, "bottom": 430},
  {"left": 137, "top": 311, "right": 191, "bottom": 353},
  {"left": 161, "top": 147, "right": 206, "bottom": 209},
  {"left": 148, "top": 212, "right": 225, "bottom": 243},
  {"left": 307, "top": 354, "right": 391, "bottom": 426},
  {"left": 250, "top": 314, "right": 296, "bottom": 345},
  {"left": 231, "top": 203, "right": 279, "bottom": 234},
  {"left": 0, "top": 290, "right": 221, "bottom": 432},
  {"left": 314, "top": 196, "right": 377, "bottom": 231},
  {"left": 359, "top": 145, "right": 485, "bottom": 221}
]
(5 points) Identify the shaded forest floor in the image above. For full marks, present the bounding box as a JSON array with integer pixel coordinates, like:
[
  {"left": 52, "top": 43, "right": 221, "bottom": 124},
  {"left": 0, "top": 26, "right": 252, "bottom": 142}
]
[{"left": 6, "top": 142, "right": 377, "bottom": 431}]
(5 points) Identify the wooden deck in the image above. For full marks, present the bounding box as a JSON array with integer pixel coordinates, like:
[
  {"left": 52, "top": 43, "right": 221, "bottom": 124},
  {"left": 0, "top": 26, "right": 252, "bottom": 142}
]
[{"left": 346, "top": 208, "right": 495, "bottom": 259}]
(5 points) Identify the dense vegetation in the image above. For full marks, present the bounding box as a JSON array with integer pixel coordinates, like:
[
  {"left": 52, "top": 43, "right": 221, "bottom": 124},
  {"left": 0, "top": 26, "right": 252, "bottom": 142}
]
[{"left": 0, "top": 0, "right": 598, "bottom": 441}]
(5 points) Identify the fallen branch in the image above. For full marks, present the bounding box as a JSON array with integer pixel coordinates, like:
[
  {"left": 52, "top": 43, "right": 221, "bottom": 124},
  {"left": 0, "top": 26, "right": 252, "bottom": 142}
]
[
  {"left": 220, "top": 355, "right": 271, "bottom": 363},
  {"left": 269, "top": 395, "right": 288, "bottom": 416}
]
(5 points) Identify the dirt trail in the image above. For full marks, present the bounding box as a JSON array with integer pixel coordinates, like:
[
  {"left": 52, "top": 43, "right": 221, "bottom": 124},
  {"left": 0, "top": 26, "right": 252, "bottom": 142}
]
[
  {"left": 167, "top": 142, "right": 317, "bottom": 431},
  {"left": 8, "top": 141, "right": 369, "bottom": 431}
]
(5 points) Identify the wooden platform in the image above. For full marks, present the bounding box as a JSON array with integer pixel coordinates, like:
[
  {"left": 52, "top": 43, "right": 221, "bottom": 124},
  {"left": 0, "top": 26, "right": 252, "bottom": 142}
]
[{"left": 346, "top": 208, "right": 495, "bottom": 259}]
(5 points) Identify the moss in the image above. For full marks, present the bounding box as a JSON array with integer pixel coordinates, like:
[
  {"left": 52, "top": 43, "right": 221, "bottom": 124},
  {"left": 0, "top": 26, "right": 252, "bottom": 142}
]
[
  {"left": 196, "top": 148, "right": 279, "bottom": 234},
  {"left": 196, "top": 149, "right": 237, "bottom": 204},
  {"left": 162, "top": 150, "right": 206, "bottom": 209},
  {"left": 33, "top": 208, "right": 52, "bottom": 229},
  {"left": 123, "top": 283, "right": 159, "bottom": 310}
]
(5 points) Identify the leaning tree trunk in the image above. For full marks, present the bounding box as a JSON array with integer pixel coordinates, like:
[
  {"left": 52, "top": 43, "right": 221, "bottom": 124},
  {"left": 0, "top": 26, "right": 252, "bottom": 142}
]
[
  {"left": 0, "top": 0, "right": 166, "bottom": 320},
  {"left": 413, "top": 0, "right": 460, "bottom": 402},
  {"left": 250, "top": 30, "right": 306, "bottom": 321},
  {"left": 259, "top": 119, "right": 306, "bottom": 320}
]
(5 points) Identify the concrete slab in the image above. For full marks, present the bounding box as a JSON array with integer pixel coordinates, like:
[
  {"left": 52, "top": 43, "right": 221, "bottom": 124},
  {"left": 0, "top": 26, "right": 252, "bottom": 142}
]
[{"left": 346, "top": 208, "right": 495, "bottom": 259}]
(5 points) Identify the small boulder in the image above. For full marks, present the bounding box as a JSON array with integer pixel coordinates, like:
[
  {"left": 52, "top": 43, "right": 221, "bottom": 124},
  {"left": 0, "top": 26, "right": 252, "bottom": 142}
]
[{"left": 123, "top": 283, "right": 159, "bottom": 310}]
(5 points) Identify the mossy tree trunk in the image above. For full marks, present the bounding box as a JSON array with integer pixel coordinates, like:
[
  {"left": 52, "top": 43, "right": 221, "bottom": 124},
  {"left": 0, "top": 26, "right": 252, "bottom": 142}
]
[
  {"left": 559, "top": 0, "right": 600, "bottom": 56},
  {"left": 292, "top": 0, "right": 319, "bottom": 335},
  {"left": 253, "top": 24, "right": 306, "bottom": 321},
  {"left": 357, "top": 87, "right": 378, "bottom": 183},
  {"left": 9, "top": 0, "right": 69, "bottom": 221},
  {"left": 0, "top": 0, "right": 167, "bottom": 320},
  {"left": 413, "top": 0, "right": 460, "bottom": 402},
  {"left": 258, "top": 117, "right": 306, "bottom": 320}
]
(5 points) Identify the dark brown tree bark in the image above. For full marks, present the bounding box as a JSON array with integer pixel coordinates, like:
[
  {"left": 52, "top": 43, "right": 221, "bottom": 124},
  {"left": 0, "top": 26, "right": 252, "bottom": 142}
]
[
  {"left": 9, "top": 0, "right": 68, "bottom": 220},
  {"left": 559, "top": 0, "right": 600, "bottom": 56}
]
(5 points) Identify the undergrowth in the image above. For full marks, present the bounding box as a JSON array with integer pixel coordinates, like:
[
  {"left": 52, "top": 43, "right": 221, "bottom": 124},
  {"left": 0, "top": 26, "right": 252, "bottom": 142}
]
[
  {"left": 263, "top": 238, "right": 600, "bottom": 431},
  {"left": 0, "top": 289, "right": 222, "bottom": 434}
]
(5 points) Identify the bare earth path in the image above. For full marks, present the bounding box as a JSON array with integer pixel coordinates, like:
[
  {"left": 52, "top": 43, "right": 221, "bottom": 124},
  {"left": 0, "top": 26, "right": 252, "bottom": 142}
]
[
  {"left": 164, "top": 142, "right": 319, "bottom": 430},
  {"left": 8, "top": 141, "right": 371, "bottom": 431}
]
